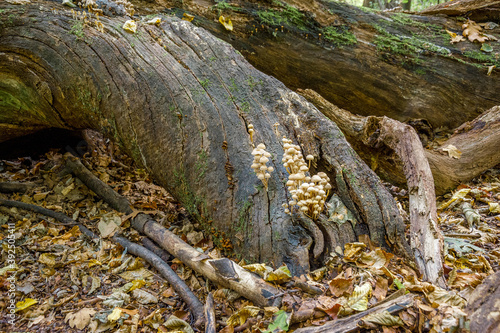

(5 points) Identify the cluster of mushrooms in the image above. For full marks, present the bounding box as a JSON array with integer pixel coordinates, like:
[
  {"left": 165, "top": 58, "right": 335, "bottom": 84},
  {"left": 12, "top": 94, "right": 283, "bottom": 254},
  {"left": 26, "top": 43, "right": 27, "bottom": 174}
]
[
  {"left": 250, "top": 143, "right": 274, "bottom": 190},
  {"left": 281, "top": 137, "right": 331, "bottom": 220}
]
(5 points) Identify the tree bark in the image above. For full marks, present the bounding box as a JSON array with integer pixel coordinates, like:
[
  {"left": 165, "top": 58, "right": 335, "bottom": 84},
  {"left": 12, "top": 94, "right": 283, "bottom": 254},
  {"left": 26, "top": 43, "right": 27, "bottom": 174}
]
[
  {"left": 151, "top": 0, "right": 500, "bottom": 129},
  {"left": 0, "top": 2, "right": 412, "bottom": 274},
  {"left": 299, "top": 89, "right": 500, "bottom": 195}
]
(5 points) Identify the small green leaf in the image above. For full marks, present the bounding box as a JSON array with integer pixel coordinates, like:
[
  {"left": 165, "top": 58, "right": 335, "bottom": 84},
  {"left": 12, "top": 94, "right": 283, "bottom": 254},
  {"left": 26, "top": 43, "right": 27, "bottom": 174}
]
[
  {"left": 262, "top": 310, "right": 290, "bottom": 333},
  {"left": 393, "top": 278, "right": 404, "bottom": 290},
  {"left": 481, "top": 43, "right": 493, "bottom": 53}
]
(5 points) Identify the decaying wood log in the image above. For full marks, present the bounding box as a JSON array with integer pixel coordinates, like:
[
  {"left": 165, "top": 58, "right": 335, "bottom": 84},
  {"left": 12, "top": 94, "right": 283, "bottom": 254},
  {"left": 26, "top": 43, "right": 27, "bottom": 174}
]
[
  {"left": 64, "top": 155, "right": 282, "bottom": 307},
  {"left": 299, "top": 89, "right": 500, "bottom": 195},
  {"left": 294, "top": 292, "right": 416, "bottom": 333},
  {"left": 465, "top": 270, "right": 500, "bottom": 333},
  {"left": 146, "top": 0, "right": 500, "bottom": 129},
  {"left": 0, "top": 1, "right": 413, "bottom": 275}
]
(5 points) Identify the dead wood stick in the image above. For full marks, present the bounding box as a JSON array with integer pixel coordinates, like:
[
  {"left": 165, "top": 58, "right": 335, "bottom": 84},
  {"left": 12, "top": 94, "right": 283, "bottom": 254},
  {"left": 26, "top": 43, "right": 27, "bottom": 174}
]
[
  {"left": 0, "top": 199, "right": 205, "bottom": 326},
  {"left": 64, "top": 155, "right": 282, "bottom": 307},
  {"left": 290, "top": 309, "right": 327, "bottom": 325},
  {"left": 113, "top": 236, "right": 205, "bottom": 328},
  {"left": 0, "top": 199, "right": 97, "bottom": 239},
  {"left": 0, "top": 181, "right": 35, "bottom": 193},
  {"left": 293, "top": 293, "right": 415, "bottom": 333},
  {"left": 299, "top": 89, "right": 446, "bottom": 288},
  {"left": 142, "top": 237, "right": 172, "bottom": 262},
  {"left": 204, "top": 292, "right": 216, "bottom": 333}
]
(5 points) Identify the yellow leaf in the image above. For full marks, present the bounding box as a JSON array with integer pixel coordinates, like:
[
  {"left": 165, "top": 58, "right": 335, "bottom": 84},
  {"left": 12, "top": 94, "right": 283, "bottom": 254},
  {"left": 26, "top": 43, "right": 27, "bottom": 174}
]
[
  {"left": 129, "top": 279, "right": 146, "bottom": 291},
  {"left": 361, "top": 310, "right": 405, "bottom": 327},
  {"left": 88, "top": 259, "right": 102, "bottom": 268},
  {"left": 123, "top": 20, "right": 137, "bottom": 34},
  {"left": 182, "top": 13, "right": 195, "bottom": 22},
  {"left": 243, "top": 263, "right": 273, "bottom": 277},
  {"left": 107, "top": 308, "right": 123, "bottom": 321},
  {"left": 347, "top": 282, "right": 372, "bottom": 312},
  {"left": 38, "top": 253, "right": 57, "bottom": 267},
  {"left": 265, "top": 265, "right": 291, "bottom": 284},
  {"left": 219, "top": 16, "right": 233, "bottom": 31},
  {"left": 16, "top": 298, "right": 38, "bottom": 312},
  {"left": 226, "top": 306, "right": 261, "bottom": 327},
  {"left": 438, "top": 188, "right": 470, "bottom": 210},
  {"left": 445, "top": 29, "right": 465, "bottom": 44},
  {"left": 489, "top": 202, "right": 500, "bottom": 214},
  {"left": 343, "top": 242, "right": 366, "bottom": 261}
]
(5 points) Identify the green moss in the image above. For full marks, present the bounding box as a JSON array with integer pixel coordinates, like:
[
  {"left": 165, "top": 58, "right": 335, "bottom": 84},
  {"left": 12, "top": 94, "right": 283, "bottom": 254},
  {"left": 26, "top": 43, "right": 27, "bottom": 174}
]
[
  {"left": 211, "top": 1, "right": 240, "bottom": 14},
  {"left": 463, "top": 50, "right": 500, "bottom": 67},
  {"left": 173, "top": 168, "right": 208, "bottom": 221},
  {"left": 246, "top": 76, "right": 263, "bottom": 90},
  {"left": 69, "top": 20, "right": 86, "bottom": 41},
  {"left": 195, "top": 149, "right": 208, "bottom": 182},
  {"left": 373, "top": 25, "right": 449, "bottom": 66},
  {"left": 200, "top": 78, "right": 211, "bottom": 88},
  {"left": 322, "top": 26, "right": 357, "bottom": 47},
  {"left": 257, "top": 4, "right": 308, "bottom": 31},
  {"left": 236, "top": 200, "right": 253, "bottom": 234}
]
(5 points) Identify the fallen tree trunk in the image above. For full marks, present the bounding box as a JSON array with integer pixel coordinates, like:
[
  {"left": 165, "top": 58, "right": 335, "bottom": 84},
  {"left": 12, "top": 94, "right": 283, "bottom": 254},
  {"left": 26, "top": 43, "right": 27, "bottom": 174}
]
[
  {"left": 299, "top": 89, "right": 500, "bottom": 195},
  {"left": 0, "top": 1, "right": 412, "bottom": 275},
  {"left": 149, "top": 0, "right": 500, "bottom": 129}
]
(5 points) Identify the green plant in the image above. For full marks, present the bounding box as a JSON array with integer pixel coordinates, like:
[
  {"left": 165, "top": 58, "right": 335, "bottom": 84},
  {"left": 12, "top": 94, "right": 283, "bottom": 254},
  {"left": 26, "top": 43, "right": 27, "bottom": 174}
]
[
  {"left": 257, "top": 4, "right": 308, "bottom": 31},
  {"left": 69, "top": 20, "right": 86, "bottom": 41},
  {"left": 200, "top": 78, "right": 211, "bottom": 88},
  {"left": 322, "top": 26, "right": 357, "bottom": 47}
]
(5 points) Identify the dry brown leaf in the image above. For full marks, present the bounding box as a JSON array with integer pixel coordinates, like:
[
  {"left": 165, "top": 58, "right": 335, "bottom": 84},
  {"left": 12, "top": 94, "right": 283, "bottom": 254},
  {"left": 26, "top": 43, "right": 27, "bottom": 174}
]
[
  {"left": 328, "top": 277, "right": 353, "bottom": 297},
  {"left": 462, "top": 20, "right": 489, "bottom": 43}
]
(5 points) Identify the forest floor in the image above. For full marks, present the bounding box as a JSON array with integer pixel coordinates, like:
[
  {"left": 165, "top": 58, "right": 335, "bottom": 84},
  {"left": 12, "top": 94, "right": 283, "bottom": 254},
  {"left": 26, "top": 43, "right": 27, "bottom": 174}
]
[{"left": 0, "top": 131, "right": 498, "bottom": 333}]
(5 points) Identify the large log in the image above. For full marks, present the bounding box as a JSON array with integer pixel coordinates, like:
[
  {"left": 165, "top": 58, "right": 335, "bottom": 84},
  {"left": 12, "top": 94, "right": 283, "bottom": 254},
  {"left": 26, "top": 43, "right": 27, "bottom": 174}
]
[
  {"left": 151, "top": 0, "right": 500, "bottom": 129},
  {"left": 299, "top": 89, "right": 500, "bottom": 195},
  {"left": 0, "top": 2, "right": 412, "bottom": 275}
]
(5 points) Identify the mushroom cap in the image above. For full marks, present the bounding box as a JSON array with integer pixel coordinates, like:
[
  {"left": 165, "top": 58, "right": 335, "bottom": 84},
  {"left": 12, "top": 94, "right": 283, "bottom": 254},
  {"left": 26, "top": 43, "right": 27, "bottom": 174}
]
[
  {"left": 286, "top": 180, "right": 295, "bottom": 187},
  {"left": 251, "top": 163, "right": 259, "bottom": 169},
  {"left": 260, "top": 165, "right": 268, "bottom": 171},
  {"left": 248, "top": 124, "right": 254, "bottom": 129},
  {"left": 257, "top": 143, "right": 266, "bottom": 150},
  {"left": 300, "top": 206, "right": 309, "bottom": 212},
  {"left": 259, "top": 156, "right": 269, "bottom": 163},
  {"left": 289, "top": 200, "right": 296, "bottom": 206},
  {"left": 257, "top": 173, "right": 265, "bottom": 180},
  {"left": 300, "top": 165, "right": 309, "bottom": 172},
  {"left": 265, "top": 173, "right": 271, "bottom": 179},
  {"left": 306, "top": 155, "right": 314, "bottom": 160},
  {"left": 264, "top": 152, "right": 271, "bottom": 158},
  {"left": 325, "top": 184, "right": 332, "bottom": 190},
  {"left": 317, "top": 172, "right": 327, "bottom": 178},
  {"left": 296, "top": 173, "right": 306, "bottom": 180},
  {"left": 287, "top": 148, "right": 296, "bottom": 154},
  {"left": 267, "top": 166, "right": 274, "bottom": 172},
  {"left": 311, "top": 175, "right": 322, "bottom": 183}
]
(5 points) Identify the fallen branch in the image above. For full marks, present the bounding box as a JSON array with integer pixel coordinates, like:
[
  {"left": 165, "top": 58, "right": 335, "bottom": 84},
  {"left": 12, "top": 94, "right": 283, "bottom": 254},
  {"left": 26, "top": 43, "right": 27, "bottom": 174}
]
[
  {"left": 299, "top": 89, "right": 500, "bottom": 195},
  {"left": 0, "top": 181, "right": 35, "bottom": 193},
  {"left": 300, "top": 89, "right": 448, "bottom": 288},
  {"left": 64, "top": 155, "right": 282, "bottom": 307},
  {"left": 204, "top": 293, "right": 216, "bottom": 333},
  {"left": 293, "top": 293, "right": 415, "bottom": 333},
  {"left": 0, "top": 199, "right": 205, "bottom": 327}
]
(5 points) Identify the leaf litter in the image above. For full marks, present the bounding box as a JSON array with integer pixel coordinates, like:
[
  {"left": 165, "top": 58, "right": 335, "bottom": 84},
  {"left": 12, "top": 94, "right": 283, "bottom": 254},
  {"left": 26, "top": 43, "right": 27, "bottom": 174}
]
[{"left": 0, "top": 131, "right": 498, "bottom": 332}]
